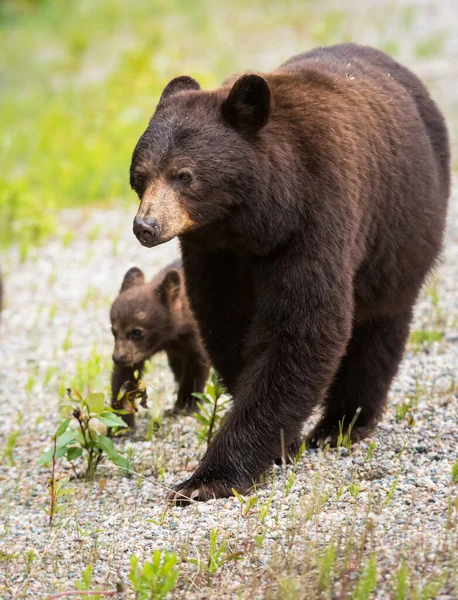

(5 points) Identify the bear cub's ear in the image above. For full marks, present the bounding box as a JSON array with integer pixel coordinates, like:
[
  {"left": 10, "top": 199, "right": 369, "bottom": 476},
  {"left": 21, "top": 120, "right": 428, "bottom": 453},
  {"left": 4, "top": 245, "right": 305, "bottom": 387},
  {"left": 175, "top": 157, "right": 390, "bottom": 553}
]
[
  {"left": 120, "top": 267, "right": 145, "bottom": 292},
  {"left": 222, "top": 74, "right": 271, "bottom": 134},
  {"left": 159, "top": 76, "right": 201, "bottom": 104},
  {"left": 156, "top": 269, "right": 181, "bottom": 305}
]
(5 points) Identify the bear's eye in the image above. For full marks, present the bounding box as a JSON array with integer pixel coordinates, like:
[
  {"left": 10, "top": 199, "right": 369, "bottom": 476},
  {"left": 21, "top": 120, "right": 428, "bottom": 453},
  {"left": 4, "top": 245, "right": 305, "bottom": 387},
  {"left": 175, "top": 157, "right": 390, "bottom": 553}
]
[
  {"left": 129, "top": 328, "right": 144, "bottom": 342},
  {"left": 174, "top": 170, "right": 192, "bottom": 185},
  {"left": 131, "top": 172, "right": 147, "bottom": 196}
]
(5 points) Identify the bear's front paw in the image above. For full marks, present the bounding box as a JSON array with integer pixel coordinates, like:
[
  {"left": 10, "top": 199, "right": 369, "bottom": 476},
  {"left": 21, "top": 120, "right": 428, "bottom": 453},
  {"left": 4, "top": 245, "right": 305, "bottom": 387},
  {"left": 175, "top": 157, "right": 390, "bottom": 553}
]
[{"left": 167, "top": 477, "right": 250, "bottom": 506}]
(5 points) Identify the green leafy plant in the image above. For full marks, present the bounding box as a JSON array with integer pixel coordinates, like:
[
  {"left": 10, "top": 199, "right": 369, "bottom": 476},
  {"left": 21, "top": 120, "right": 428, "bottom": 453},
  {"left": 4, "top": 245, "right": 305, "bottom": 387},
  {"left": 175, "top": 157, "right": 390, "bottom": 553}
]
[
  {"left": 193, "top": 370, "right": 230, "bottom": 447},
  {"left": 39, "top": 389, "right": 131, "bottom": 481},
  {"left": 129, "top": 551, "right": 179, "bottom": 600}
]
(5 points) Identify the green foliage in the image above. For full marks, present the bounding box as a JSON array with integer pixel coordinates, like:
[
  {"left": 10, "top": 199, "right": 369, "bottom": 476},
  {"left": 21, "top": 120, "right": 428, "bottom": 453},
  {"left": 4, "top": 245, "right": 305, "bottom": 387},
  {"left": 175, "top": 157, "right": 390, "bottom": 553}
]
[
  {"left": 129, "top": 551, "right": 179, "bottom": 600},
  {"left": 39, "top": 388, "right": 131, "bottom": 480},
  {"left": 0, "top": 0, "right": 220, "bottom": 253},
  {"left": 193, "top": 370, "right": 230, "bottom": 447}
]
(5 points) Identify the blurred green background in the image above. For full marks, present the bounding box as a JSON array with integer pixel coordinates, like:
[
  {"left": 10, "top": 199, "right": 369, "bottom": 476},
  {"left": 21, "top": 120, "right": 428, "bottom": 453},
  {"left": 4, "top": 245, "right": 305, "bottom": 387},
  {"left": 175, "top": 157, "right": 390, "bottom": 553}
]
[{"left": 1, "top": 0, "right": 456, "bottom": 254}]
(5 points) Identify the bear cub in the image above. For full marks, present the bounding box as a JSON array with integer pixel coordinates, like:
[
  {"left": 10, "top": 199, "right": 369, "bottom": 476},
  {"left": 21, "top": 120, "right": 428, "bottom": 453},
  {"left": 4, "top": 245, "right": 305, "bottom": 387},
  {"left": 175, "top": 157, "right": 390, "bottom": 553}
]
[{"left": 110, "top": 260, "right": 209, "bottom": 428}]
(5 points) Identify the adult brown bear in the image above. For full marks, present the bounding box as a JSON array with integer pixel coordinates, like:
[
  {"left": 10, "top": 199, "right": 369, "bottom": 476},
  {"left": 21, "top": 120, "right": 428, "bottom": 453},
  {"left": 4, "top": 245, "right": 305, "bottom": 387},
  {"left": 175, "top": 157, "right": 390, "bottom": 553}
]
[{"left": 130, "top": 44, "right": 450, "bottom": 503}]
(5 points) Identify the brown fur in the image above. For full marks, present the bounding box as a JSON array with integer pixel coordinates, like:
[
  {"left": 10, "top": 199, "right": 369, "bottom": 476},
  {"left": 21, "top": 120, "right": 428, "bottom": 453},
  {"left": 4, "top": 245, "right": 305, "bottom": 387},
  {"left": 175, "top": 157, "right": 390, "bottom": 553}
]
[
  {"left": 110, "top": 260, "right": 210, "bottom": 428},
  {"left": 130, "top": 44, "right": 450, "bottom": 502}
]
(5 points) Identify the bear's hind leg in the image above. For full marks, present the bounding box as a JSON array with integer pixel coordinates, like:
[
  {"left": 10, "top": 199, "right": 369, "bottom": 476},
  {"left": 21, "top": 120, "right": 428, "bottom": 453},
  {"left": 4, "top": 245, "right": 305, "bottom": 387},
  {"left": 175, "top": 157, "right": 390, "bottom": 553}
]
[{"left": 308, "top": 310, "right": 412, "bottom": 447}]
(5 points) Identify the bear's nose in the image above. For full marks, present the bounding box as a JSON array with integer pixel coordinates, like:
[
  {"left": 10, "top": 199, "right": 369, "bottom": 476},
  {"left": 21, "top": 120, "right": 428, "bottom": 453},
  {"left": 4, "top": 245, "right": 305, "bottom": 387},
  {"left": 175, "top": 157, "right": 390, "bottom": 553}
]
[
  {"left": 133, "top": 217, "right": 161, "bottom": 248},
  {"left": 112, "top": 352, "right": 127, "bottom": 365}
]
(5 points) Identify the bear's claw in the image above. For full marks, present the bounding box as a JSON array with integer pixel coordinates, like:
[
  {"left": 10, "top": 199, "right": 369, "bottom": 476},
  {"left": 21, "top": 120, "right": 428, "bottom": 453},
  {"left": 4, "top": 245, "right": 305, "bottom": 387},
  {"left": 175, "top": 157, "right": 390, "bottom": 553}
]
[
  {"left": 167, "top": 478, "right": 250, "bottom": 505},
  {"left": 308, "top": 420, "right": 373, "bottom": 448}
]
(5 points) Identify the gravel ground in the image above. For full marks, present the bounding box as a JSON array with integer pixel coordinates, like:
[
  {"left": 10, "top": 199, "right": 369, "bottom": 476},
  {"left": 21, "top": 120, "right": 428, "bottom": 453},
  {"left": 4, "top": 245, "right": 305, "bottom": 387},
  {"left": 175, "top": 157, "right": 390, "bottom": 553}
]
[
  {"left": 0, "top": 190, "right": 456, "bottom": 599},
  {"left": 1, "top": 3, "right": 458, "bottom": 597}
]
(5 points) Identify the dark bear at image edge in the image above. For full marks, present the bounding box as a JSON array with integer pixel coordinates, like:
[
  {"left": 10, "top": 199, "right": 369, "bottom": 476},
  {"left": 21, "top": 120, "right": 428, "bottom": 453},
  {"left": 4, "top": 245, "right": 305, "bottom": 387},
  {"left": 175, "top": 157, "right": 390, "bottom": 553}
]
[
  {"left": 110, "top": 260, "right": 210, "bottom": 428},
  {"left": 130, "top": 43, "right": 450, "bottom": 503}
]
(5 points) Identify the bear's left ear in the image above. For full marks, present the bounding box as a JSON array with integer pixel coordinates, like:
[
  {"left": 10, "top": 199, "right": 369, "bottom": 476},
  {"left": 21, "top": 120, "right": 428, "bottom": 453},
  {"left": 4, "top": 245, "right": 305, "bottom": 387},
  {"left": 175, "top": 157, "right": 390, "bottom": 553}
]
[
  {"left": 222, "top": 74, "right": 271, "bottom": 134},
  {"left": 120, "top": 267, "right": 145, "bottom": 292},
  {"left": 159, "top": 76, "right": 201, "bottom": 104},
  {"left": 156, "top": 269, "right": 181, "bottom": 305}
]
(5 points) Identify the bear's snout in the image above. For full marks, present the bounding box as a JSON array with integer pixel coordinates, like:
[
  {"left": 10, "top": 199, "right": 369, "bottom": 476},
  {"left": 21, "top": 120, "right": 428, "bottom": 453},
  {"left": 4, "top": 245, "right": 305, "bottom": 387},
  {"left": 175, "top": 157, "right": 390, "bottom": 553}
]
[
  {"left": 112, "top": 351, "right": 129, "bottom": 365},
  {"left": 133, "top": 217, "right": 161, "bottom": 248}
]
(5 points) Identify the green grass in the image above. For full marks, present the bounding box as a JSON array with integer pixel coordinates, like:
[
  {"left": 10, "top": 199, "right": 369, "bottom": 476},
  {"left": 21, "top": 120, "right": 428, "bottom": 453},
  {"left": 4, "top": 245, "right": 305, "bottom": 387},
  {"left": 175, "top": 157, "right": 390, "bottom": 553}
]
[{"left": 409, "top": 329, "right": 444, "bottom": 350}]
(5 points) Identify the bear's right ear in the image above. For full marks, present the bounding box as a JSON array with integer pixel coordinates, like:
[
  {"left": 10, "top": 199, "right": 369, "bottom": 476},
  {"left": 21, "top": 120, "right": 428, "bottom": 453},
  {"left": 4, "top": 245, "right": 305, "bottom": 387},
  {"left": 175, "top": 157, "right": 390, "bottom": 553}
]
[
  {"left": 156, "top": 269, "right": 181, "bottom": 306},
  {"left": 120, "top": 267, "right": 145, "bottom": 292},
  {"left": 158, "top": 76, "right": 201, "bottom": 104},
  {"left": 222, "top": 74, "right": 271, "bottom": 134}
]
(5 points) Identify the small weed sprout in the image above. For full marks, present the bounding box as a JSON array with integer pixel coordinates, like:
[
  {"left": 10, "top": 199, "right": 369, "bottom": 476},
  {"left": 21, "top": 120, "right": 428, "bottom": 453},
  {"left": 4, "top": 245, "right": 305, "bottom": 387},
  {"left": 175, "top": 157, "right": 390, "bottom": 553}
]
[
  {"left": 259, "top": 488, "right": 275, "bottom": 524},
  {"left": 318, "top": 543, "right": 336, "bottom": 592},
  {"left": 45, "top": 437, "right": 71, "bottom": 527},
  {"left": 452, "top": 459, "right": 458, "bottom": 484},
  {"left": 394, "top": 560, "right": 410, "bottom": 600},
  {"left": 193, "top": 370, "right": 230, "bottom": 447},
  {"left": 232, "top": 488, "right": 258, "bottom": 518},
  {"left": 382, "top": 475, "right": 400, "bottom": 510},
  {"left": 337, "top": 407, "right": 362, "bottom": 450},
  {"left": 39, "top": 389, "right": 131, "bottom": 481},
  {"left": 366, "top": 441, "right": 376, "bottom": 461},
  {"left": 349, "top": 481, "right": 361, "bottom": 499},
  {"left": 1, "top": 430, "right": 20, "bottom": 466},
  {"left": 353, "top": 553, "right": 377, "bottom": 600},
  {"left": 75, "top": 564, "right": 95, "bottom": 595},
  {"left": 129, "top": 550, "right": 179, "bottom": 599},
  {"left": 285, "top": 471, "right": 296, "bottom": 493},
  {"left": 189, "top": 528, "right": 243, "bottom": 575}
]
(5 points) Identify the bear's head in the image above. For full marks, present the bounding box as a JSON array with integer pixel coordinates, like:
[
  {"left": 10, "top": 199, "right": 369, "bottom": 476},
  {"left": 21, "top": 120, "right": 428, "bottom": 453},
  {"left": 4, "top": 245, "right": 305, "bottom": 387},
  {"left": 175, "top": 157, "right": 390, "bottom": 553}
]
[
  {"left": 130, "top": 74, "right": 272, "bottom": 249},
  {"left": 110, "top": 266, "right": 182, "bottom": 366}
]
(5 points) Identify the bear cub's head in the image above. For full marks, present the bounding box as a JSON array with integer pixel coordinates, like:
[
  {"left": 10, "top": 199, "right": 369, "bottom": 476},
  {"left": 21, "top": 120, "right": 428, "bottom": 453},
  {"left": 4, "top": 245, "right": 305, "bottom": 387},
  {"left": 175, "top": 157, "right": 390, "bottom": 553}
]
[
  {"left": 131, "top": 73, "right": 272, "bottom": 248},
  {"left": 110, "top": 266, "right": 182, "bottom": 366}
]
